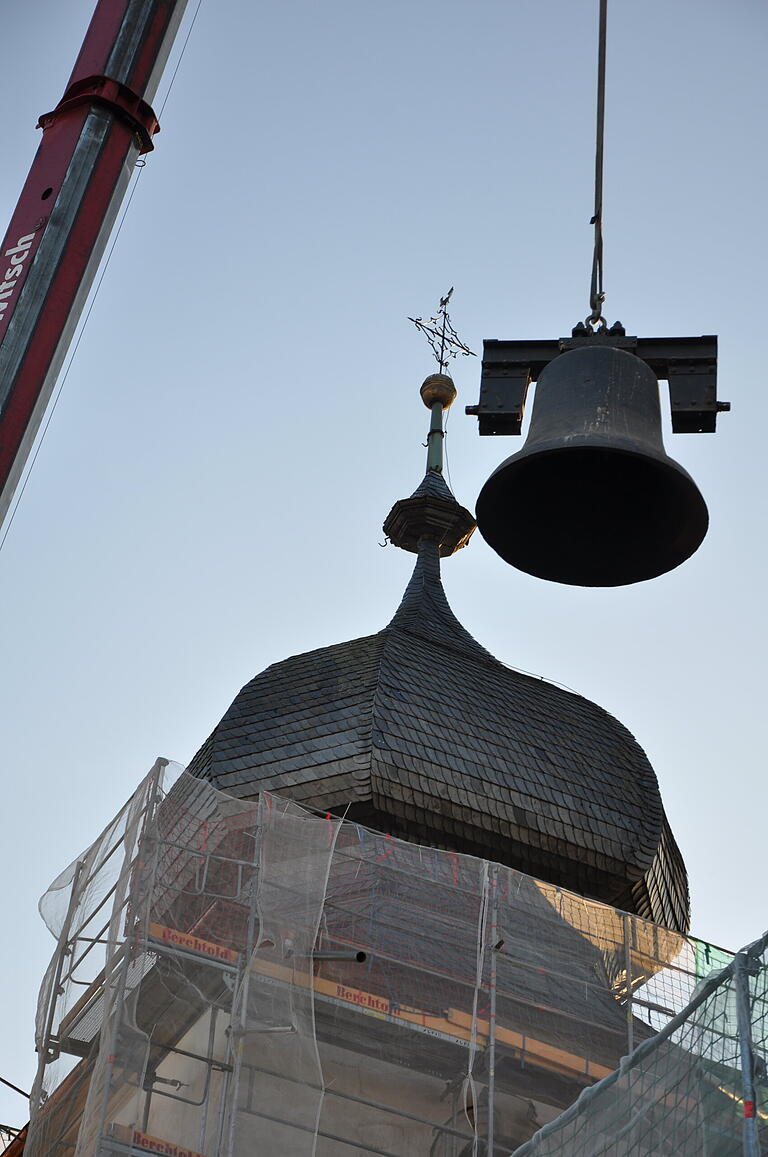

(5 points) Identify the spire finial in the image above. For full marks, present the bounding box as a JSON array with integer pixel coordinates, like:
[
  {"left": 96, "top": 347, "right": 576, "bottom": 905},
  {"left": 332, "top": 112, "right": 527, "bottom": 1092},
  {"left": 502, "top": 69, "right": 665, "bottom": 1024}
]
[
  {"left": 382, "top": 368, "right": 475, "bottom": 558},
  {"left": 408, "top": 288, "right": 473, "bottom": 476},
  {"left": 420, "top": 372, "right": 456, "bottom": 474},
  {"left": 382, "top": 292, "right": 476, "bottom": 556}
]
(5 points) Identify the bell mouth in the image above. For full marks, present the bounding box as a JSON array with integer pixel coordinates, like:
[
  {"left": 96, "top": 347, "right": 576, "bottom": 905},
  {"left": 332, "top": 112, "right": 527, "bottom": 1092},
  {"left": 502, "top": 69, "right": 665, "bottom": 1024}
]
[{"left": 476, "top": 445, "right": 709, "bottom": 587}]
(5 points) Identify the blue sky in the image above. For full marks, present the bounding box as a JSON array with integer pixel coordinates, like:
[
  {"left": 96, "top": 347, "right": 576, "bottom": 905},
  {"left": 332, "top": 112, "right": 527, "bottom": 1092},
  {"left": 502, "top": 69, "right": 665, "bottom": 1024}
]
[{"left": 0, "top": 0, "right": 766, "bottom": 1126}]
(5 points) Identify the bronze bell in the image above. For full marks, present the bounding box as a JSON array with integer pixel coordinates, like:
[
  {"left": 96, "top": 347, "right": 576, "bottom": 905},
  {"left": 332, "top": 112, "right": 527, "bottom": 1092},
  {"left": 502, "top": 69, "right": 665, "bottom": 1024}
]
[{"left": 475, "top": 344, "right": 709, "bottom": 586}]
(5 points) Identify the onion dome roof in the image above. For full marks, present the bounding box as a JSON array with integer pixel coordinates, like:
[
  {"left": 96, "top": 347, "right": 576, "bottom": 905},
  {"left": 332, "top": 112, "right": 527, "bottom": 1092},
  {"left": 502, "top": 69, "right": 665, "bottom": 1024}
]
[{"left": 190, "top": 447, "right": 688, "bottom": 930}]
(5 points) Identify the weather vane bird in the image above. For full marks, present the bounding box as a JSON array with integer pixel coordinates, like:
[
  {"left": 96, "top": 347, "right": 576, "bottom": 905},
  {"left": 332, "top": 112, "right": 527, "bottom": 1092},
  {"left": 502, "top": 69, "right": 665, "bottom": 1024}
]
[{"left": 409, "top": 288, "right": 475, "bottom": 373}]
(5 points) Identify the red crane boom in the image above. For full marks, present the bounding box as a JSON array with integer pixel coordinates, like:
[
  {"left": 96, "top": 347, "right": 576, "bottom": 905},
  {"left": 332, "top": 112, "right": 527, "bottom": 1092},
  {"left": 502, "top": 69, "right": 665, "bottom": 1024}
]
[{"left": 0, "top": 0, "right": 188, "bottom": 527}]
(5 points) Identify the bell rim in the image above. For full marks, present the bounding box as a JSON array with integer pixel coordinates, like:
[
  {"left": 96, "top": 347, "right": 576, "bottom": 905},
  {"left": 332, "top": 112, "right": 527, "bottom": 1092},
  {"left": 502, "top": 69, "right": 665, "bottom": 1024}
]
[{"left": 475, "top": 443, "right": 709, "bottom": 587}]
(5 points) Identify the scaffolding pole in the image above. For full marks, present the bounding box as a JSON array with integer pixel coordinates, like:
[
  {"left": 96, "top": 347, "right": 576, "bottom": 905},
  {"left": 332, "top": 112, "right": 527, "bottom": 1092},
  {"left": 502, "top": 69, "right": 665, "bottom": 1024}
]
[
  {"left": 734, "top": 950, "right": 760, "bottom": 1157},
  {"left": 487, "top": 865, "right": 499, "bottom": 1157}
]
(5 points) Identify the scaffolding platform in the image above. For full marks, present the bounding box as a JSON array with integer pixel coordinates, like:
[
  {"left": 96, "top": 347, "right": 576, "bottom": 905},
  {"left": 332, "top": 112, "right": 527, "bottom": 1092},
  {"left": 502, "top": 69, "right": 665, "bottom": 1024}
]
[{"left": 22, "top": 760, "right": 747, "bottom": 1157}]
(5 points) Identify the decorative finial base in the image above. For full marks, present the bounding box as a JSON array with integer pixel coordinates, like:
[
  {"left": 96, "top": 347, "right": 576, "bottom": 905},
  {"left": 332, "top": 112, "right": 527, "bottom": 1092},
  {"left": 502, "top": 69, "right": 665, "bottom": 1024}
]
[{"left": 383, "top": 471, "right": 476, "bottom": 558}]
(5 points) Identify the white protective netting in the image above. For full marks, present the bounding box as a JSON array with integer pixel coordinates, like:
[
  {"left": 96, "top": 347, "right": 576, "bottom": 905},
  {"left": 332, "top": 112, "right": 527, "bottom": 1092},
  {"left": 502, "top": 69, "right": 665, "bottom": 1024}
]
[
  {"left": 24, "top": 762, "right": 748, "bottom": 1157},
  {"left": 26, "top": 761, "right": 167, "bottom": 1157}
]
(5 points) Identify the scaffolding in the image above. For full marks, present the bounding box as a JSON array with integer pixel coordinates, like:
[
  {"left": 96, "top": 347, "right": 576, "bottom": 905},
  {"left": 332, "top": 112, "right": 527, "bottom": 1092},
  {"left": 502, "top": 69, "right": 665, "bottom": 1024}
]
[
  {"left": 25, "top": 761, "right": 741, "bottom": 1157},
  {"left": 512, "top": 931, "right": 768, "bottom": 1156}
]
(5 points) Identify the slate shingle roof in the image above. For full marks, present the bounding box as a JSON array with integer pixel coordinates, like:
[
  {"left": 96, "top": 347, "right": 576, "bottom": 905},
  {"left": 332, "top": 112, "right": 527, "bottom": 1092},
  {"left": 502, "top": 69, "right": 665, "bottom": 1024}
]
[{"left": 189, "top": 469, "right": 688, "bottom": 931}]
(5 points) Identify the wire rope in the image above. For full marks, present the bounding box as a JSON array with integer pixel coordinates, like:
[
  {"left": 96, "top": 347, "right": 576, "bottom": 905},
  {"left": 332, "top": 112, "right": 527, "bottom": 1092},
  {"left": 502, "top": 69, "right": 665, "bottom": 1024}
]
[
  {"left": 443, "top": 403, "right": 454, "bottom": 493},
  {"left": 588, "top": 0, "right": 608, "bottom": 327}
]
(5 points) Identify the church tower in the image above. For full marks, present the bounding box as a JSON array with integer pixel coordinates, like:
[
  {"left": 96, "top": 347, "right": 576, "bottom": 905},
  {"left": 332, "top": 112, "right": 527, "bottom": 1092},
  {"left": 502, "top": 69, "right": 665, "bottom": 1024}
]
[{"left": 188, "top": 371, "right": 688, "bottom": 932}]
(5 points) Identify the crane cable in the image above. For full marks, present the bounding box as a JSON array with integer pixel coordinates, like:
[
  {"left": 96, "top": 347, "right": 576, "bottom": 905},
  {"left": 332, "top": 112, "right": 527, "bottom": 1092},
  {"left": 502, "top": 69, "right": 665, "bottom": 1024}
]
[{"left": 588, "top": 0, "right": 608, "bottom": 328}]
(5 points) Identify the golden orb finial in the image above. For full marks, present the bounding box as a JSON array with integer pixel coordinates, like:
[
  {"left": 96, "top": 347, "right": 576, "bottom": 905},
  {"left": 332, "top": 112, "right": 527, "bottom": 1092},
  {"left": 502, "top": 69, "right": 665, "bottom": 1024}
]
[{"left": 420, "top": 373, "right": 457, "bottom": 411}]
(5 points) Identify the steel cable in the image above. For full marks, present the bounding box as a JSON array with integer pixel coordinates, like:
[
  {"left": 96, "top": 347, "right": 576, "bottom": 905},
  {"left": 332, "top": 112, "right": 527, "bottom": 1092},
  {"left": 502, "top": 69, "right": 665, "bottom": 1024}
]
[{"left": 588, "top": 0, "right": 608, "bottom": 326}]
